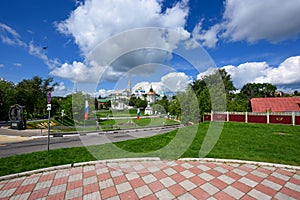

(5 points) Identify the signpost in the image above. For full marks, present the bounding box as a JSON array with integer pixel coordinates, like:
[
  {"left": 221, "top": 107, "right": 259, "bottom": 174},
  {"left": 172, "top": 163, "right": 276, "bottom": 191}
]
[{"left": 47, "top": 92, "right": 51, "bottom": 151}]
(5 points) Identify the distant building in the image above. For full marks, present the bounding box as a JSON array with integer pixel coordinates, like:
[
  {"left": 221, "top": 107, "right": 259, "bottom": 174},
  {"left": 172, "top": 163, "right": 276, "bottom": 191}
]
[
  {"left": 146, "top": 86, "right": 157, "bottom": 104},
  {"left": 251, "top": 97, "right": 300, "bottom": 112}
]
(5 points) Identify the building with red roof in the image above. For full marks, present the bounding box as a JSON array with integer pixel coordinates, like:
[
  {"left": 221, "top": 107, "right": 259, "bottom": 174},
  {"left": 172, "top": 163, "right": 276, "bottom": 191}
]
[{"left": 251, "top": 97, "right": 300, "bottom": 112}]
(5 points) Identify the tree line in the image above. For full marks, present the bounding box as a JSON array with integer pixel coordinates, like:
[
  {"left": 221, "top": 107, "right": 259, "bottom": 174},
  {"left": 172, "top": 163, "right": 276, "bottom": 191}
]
[{"left": 1, "top": 70, "right": 299, "bottom": 122}]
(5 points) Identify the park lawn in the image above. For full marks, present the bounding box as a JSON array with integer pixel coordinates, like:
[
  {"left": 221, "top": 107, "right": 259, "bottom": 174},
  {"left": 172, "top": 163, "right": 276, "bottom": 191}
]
[{"left": 0, "top": 122, "right": 300, "bottom": 176}]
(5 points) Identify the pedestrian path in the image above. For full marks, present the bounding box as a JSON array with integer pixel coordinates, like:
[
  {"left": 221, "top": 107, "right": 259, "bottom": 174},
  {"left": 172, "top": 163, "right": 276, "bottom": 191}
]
[{"left": 0, "top": 158, "right": 300, "bottom": 199}]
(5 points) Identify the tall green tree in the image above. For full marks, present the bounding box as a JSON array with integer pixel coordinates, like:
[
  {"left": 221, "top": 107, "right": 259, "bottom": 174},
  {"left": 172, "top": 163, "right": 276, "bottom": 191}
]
[
  {"left": 14, "top": 76, "right": 57, "bottom": 118},
  {"left": 0, "top": 79, "right": 16, "bottom": 121},
  {"left": 240, "top": 83, "right": 277, "bottom": 100}
]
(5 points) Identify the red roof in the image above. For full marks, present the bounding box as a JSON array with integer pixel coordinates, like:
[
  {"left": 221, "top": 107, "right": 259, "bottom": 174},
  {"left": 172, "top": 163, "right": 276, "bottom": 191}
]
[{"left": 251, "top": 97, "right": 300, "bottom": 112}]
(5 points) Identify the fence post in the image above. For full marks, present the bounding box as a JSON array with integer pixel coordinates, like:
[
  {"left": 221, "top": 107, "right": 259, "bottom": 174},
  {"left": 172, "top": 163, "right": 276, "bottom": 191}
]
[
  {"left": 211, "top": 111, "right": 213, "bottom": 121},
  {"left": 227, "top": 111, "right": 229, "bottom": 122},
  {"left": 245, "top": 111, "right": 248, "bottom": 123},
  {"left": 292, "top": 112, "right": 295, "bottom": 126},
  {"left": 267, "top": 112, "right": 270, "bottom": 124}
]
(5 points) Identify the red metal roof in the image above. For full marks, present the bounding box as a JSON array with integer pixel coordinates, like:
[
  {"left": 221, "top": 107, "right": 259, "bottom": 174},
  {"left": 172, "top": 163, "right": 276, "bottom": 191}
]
[{"left": 251, "top": 97, "right": 300, "bottom": 112}]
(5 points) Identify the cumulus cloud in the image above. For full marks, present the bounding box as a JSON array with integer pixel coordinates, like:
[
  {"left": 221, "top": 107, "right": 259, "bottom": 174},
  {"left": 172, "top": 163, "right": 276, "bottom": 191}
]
[
  {"left": 53, "top": 82, "right": 70, "bottom": 96},
  {"left": 0, "top": 63, "right": 4, "bottom": 68},
  {"left": 195, "top": 0, "right": 300, "bottom": 47},
  {"left": 53, "top": 0, "right": 193, "bottom": 83},
  {"left": 199, "top": 56, "right": 300, "bottom": 90},
  {"left": 131, "top": 72, "right": 191, "bottom": 95}
]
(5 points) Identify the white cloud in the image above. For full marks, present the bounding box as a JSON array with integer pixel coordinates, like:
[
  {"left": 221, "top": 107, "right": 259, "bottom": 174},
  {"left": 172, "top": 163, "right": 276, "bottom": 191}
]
[
  {"left": 198, "top": 56, "right": 300, "bottom": 89},
  {"left": 57, "top": 0, "right": 189, "bottom": 55},
  {"left": 222, "top": 62, "right": 270, "bottom": 88},
  {"left": 50, "top": 61, "right": 104, "bottom": 83},
  {"left": 53, "top": 0, "right": 193, "bottom": 83},
  {"left": 131, "top": 72, "right": 191, "bottom": 95},
  {"left": 0, "top": 23, "right": 26, "bottom": 47},
  {"left": 194, "top": 0, "right": 300, "bottom": 47},
  {"left": 0, "top": 23, "right": 61, "bottom": 69},
  {"left": 191, "top": 22, "right": 220, "bottom": 48},
  {"left": 0, "top": 63, "right": 4, "bottom": 68},
  {"left": 53, "top": 82, "right": 70, "bottom": 96},
  {"left": 14, "top": 63, "right": 22, "bottom": 67}
]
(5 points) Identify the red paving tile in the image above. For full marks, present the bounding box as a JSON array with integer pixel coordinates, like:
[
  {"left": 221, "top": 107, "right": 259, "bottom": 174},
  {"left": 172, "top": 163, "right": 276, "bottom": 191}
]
[{"left": 0, "top": 159, "right": 299, "bottom": 199}]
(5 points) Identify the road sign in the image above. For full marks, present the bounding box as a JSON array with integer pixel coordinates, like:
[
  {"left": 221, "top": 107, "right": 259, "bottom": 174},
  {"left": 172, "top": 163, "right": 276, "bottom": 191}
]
[
  {"left": 47, "top": 104, "right": 51, "bottom": 111},
  {"left": 47, "top": 92, "right": 51, "bottom": 103}
]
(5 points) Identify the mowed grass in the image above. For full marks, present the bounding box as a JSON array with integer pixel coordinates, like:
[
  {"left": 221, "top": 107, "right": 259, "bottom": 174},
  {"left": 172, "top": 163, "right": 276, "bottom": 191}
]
[{"left": 0, "top": 122, "right": 300, "bottom": 176}]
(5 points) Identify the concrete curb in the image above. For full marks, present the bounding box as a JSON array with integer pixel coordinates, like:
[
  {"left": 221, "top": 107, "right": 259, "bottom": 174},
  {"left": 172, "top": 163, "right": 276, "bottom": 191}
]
[
  {"left": 2, "top": 157, "right": 300, "bottom": 182},
  {"left": 0, "top": 157, "right": 161, "bottom": 181},
  {"left": 179, "top": 158, "right": 300, "bottom": 170}
]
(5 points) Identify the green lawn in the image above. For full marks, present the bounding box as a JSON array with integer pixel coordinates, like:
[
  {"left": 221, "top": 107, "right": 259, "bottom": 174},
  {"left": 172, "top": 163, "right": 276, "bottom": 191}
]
[{"left": 0, "top": 122, "right": 300, "bottom": 176}]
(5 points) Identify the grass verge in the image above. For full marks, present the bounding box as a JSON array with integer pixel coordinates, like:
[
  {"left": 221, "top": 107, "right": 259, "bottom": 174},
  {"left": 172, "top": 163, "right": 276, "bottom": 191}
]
[{"left": 0, "top": 122, "right": 300, "bottom": 176}]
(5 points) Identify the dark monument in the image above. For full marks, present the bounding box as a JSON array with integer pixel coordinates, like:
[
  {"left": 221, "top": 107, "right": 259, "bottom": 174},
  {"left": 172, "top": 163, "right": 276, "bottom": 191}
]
[{"left": 9, "top": 104, "right": 26, "bottom": 130}]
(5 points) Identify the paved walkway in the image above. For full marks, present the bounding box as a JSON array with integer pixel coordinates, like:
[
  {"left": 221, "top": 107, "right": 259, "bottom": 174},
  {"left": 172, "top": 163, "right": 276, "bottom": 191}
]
[{"left": 0, "top": 158, "right": 300, "bottom": 200}]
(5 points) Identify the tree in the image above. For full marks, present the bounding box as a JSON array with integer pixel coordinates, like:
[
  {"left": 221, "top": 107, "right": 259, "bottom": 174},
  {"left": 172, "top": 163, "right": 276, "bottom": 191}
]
[
  {"left": 176, "top": 86, "right": 199, "bottom": 125},
  {"left": 14, "top": 76, "right": 57, "bottom": 118},
  {"left": 0, "top": 79, "right": 16, "bottom": 121},
  {"left": 135, "top": 97, "right": 147, "bottom": 109},
  {"left": 168, "top": 98, "right": 180, "bottom": 118},
  {"left": 190, "top": 69, "right": 232, "bottom": 114},
  {"left": 240, "top": 83, "right": 277, "bottom": 100},
  {"left": 129, "top": 95, "right": 137, "bottom": 106},
  {"left": 155, "top": 95, "right": 169, "bottom": 112}
]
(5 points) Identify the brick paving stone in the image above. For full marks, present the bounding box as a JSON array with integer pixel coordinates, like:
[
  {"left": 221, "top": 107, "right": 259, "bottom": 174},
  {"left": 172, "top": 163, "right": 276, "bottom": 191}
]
[
  {"left": 189, "top": 187, "right": 210, "bottom": 200},
  {"left": 28, "top": 187, "right": 49, "bottom": 200},
  {"left": 261, "top": 179, "right": 282, "bottom": 191},
  {"left": 160, "top": 177, "right": 176, "bottom": 187},
  {"left": 178, "top": 192, "right": 197, "bottom": 200},
  {"left": 10, "top": 192, "right": 30, "bottom": 200},
  {"left": 134, "top": 185, "right": 152, "bottom": 198},
  {"left": 198, "top": 172, "right": 214, "bottom": 181},
  {"left": 65, "top": 187, "right": 82, "bottom": 199},
  {"left": 48, "top": 183, "right": 67, "bottom": 196},
  {"left": 214, "top": 191, "right": 235, "bottom": 200},
  {"left": 147, "top": 180, "right": 165, "bottom": 193},
  {"left": 248, "top": 188, "right": 272, "bottom": 200},
  {"left": 217, "top": 174, "right": 235, "bottom": 184},
  {"left": 271, "top": 171, "right": 290, "bottom": 181},
  {"left": 223, "top": 185, "right": 244, "bottom": 199},
  {"left": 239, "top": 177, "right": 259, "bottom": 187},
  {"left": 21, "top": 176, "right": 40, "bottom": 186},
  {"left": 155, "top": 188, "right": 175, "bottom": 200},
  {"left": 179, "top": 179, "right": 197, "bottom": 191},
  {"left": 100, "top": 186, "right": 118, "bottom": 199},
  {"left": 168, "top": 183, "right": 186, "bottom": 197},
  {"left": 83, "top": 191, "right": 101, "bottom": 200},
  {"left": 129, "top": 178, "right": 145, "bottom": 189},
  {"left": 274, "top": 192, "right": 297, "bottom": 200},
  {"left": 197, "top": 164, "right": 211, "bottom": 171},
  {"left": 14, "top": 183, "right": 35, "bottom": 195},
  {"left": 142, "top": 174, "right": 157, "bottom": 184},
  {"left": 214, "top": 166, "right": 229, "bottom": 174},
  {"left": 200, "top": 182, "right": 220, "bottom": 195},
  {"left": 125, "top": 172, "right": 139, "bottom": 181},
  {"left": 210, "top": 178, "right": 228, "bottom": 190},
  {"left": 68, "top": 173, "right": 82, "bottom": 182},
  {"left": 116, "top": 182, "right": 132, "bottom": 194},
  {"left": 0, "top": 188, "right": 16, "bottom": 198},
  {"left": 0, "top": 159, "right": 300, "bottom": 199}
]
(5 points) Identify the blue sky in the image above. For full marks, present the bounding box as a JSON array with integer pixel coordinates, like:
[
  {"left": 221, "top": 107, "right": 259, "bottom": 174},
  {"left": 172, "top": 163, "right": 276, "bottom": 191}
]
[{"left": 1, "top": 0, "right": 300, "bottom": 97}]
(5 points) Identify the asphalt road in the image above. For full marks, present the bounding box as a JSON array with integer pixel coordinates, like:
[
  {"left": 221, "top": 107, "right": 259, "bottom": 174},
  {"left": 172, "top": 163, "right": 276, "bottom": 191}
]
[{"left": 0, "top": 126, "right": 178, "bottom": 158}]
